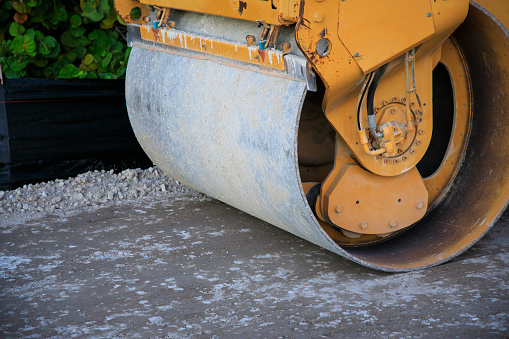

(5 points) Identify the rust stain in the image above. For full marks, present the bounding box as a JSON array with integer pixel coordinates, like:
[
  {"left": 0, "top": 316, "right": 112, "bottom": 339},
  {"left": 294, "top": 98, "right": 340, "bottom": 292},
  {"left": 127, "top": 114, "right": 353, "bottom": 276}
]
[
  {"left": 238, "top": 1, "right": 247, "bottom": 15},
  {"left": 257, "top": 49, "right": 266, "bottom": 63},
  {"left": 151, "top": 28, "right": 160, "bottom": 42}
]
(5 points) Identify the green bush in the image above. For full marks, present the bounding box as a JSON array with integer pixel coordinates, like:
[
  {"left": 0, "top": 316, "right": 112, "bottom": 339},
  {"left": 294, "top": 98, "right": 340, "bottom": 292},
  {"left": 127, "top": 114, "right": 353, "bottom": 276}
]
[{"left": 0, "top": 0, "right": 130, "bottom": 79}]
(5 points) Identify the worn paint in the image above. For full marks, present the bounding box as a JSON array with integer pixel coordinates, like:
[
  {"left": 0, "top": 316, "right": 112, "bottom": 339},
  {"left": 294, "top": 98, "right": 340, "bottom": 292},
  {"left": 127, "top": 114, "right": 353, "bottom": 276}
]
[{"left": 140, "top": 25, "right": 286, "bottom": 70}]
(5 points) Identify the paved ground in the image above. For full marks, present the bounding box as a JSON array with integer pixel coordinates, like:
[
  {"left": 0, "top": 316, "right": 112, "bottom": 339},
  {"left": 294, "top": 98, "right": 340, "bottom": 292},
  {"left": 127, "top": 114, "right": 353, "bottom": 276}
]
[{"left": 1, "top": 194, "right": 508, "bottom": 338}]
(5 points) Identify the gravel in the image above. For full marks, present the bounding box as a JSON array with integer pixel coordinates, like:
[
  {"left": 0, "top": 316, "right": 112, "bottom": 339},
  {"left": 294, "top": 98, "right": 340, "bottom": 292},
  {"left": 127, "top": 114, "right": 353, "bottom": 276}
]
[{"left": 0, "top": 167, "right": 209, "bottom": 223}]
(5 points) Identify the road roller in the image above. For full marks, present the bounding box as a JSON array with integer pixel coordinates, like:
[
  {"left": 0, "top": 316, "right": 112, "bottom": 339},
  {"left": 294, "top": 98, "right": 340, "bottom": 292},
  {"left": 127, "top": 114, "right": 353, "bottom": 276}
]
[{"left": 114, "top": 0, "right": 509, "bottom": 271}]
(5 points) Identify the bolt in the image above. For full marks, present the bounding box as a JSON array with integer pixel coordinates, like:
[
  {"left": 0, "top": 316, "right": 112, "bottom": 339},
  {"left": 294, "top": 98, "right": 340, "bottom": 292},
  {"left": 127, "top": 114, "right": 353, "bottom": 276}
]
[
  {"left": 335, "top": 205, "right": 343, "bottom": 214},
  {"left": 246, "top": 35, "right": 256, "bottom": 46},
  {"left": 415, "top": 109, "right": 422, "bottom": 115},
  {"left": 402, "top": 156, "right": 408, "bottom": 161},
  {"left": 416, "top": 201, "right": 425, "bottom": 209},
  {"left": 390, "top": 108, "right": 396, "bottom": 114},
  {"left": 354, "top": 52, "right": 360, "bottom": 57},
  {"left": 383, "top": 159, "right": 389, "bottom": 164},
  {"left": 375, "top": 107, "right": 380, "bottom": 113},
  {"left": 360, "top": 221, "right": 368, "bottom": 230},
  {"left": 375, "top": 155, "right": 381, "bottom": 160},
  {"left": 313, "top": 12, "right": 323, "bottom": 23},
  {"left": 409, "top": 148, "right": 416, "bottom": 155},
  {"left": 382, "top": 100, "right": 388, "bottom": 106},
  {"left": 143, "top": 16, "right": 151, "bottom": 23},
  {"left": 391, "top": 96, "right": 397, "bottom": 102},
  {"left": 418, "top": 129, "right": 424, "bottom": 135},
  {"left": 281, "top": 41, "right": 291, "bottom": 53},
  {"left": 392, "top": 159, "right": 399, "bottom": 164},
  {"left": 398, "top": 149, "right": 403, "bottom": 154},
  {"left": 401, "top": 97, "right": 406, "bottom": 103},
  {"left": 410, "top": 101, "right": 415, "bottom": 107},
  {"left": 389, "top": 220, "right": 398, "bottom": 228},
  {"left": 427, "top": 12, "right": 432, "bottom": 17},
  {"left": 415, "top": 140, "right": 421, "bottom": 146}
]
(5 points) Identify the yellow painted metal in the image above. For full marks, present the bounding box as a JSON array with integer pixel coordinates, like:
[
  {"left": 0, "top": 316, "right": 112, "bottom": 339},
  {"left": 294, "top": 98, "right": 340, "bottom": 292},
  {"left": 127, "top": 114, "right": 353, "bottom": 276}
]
[
  {"left": 139, "top": 25, "right": 286, "bottom": 70},
  {"left": 476, "top": 0, "right": 509, "bottom": 28},
  {"left": 328, "top": 48, "right": 438, "bottom": 177},
  {"left": 293, "top": 0, "right": 469, "bottom": 178},
  {"left": 316, "top": 143, "right": 428, "bottom": 235},
  {"left": 337, "top": 0, "right": 435, "bottom": 73},
  {"left": 423, "top": 37, "right": 471, "bottom": 210},
  {"left": 277, "top": 0, "right": 300, "bottom": 24},
  {"left": 114, "top": 0, "right": 150, "bottom": 24},
  {"left": 139, "top": 0, "right": 282, "bottom": 25},
  {"left": 320, "top": 164, "right": 427, "bottom": 235}
]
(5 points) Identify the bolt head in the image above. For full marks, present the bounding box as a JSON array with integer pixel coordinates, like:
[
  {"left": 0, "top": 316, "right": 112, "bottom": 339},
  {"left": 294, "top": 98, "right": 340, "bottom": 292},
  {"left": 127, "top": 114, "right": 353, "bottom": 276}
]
[
  {"left": 246, "top": 35, "right": 256, "bottom": 46},
  {"left": 418, "top": 129, "right": 424, "bottom": 135},
  {"left": 313, "top": 12, "right": 323, "bottom": 23},
  {"left": 143, "top": 16, "right": 151, "bottom": 23},
  {"left": 427, "top": 12, "right": 432, "bottom": 17},
  {"left": 360, "top": 221, "right": 368, "bottom": 230},
  {"left": 416, "top": 201, "right": 425, "bottom": 209},
  {"left": 354, "top": 52, "right": 360, "bottom": 57},
  {"left": 389, "top": 220, "right": 398, "bottom": 228},
  {"left": 335, "top": 205, "right": 343, "bottom": 214}
]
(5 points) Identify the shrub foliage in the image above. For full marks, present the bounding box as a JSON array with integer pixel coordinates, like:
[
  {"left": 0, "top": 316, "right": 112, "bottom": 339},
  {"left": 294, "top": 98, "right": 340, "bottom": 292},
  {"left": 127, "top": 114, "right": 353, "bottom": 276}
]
[{"left": 0, "top": 0, "right": 130, "bottom": 79}]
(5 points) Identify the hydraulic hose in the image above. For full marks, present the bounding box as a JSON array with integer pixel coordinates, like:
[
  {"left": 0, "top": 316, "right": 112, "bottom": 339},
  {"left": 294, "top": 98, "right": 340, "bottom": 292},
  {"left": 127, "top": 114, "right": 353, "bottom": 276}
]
[{"left": 366, "top": 63, "right": 389, "bottom": 138}]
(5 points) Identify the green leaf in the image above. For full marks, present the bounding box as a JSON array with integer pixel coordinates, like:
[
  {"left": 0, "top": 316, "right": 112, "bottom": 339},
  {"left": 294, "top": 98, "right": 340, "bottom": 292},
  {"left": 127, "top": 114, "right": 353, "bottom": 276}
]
[
  {"left": 70, "top": 14, "right": 82, "bottom": 28},
  {"left": 9, "top": 22, "right": 25, "bottom": 37},
  {"left": 82, "top": 71, "right": 98, "bottom": 79},
  {"left": 52, "top": 59, "right": 70, "bottom": 74},
  {"left": 25, "top": 28, "right": 35, "bottom": 40},
  {"left": 116, "top": 15, "right": 126, "bottom": 26},
  {"left": 61, "top": 31, "right": 80, "bottom": 48},
  {"left": 65, "top": 50, "right": 78, "bottom": 63},
  {"left": 101, "top": 8, "right": 118, "bottom": 29},
  {"left": 43, "top": 36, "right": 57, "bottom": 49},
  {"left": 111, "top": 41, "right": 123, "bottom": 53},
  {"left": 79, "top": 35, "right": 91, "bottom": 46},
  {"left": 26, "top": 0, "right": 38, "bottom": 7},
  {"left": 101, "top": 52, "right": 112, "bottom": 68},
  {"left": 70, "top": 26, "right": 86, "bottom": 38},
  {"left": 59, "top": 64, "right": 83, "bottom": 78},
  {"left": 45, "top": 43, "right": 60, "bottom": 58},
  {"left": 83, "top": 53, "right": 94, "bottom": 65},
  {"left": 88, "top": 29, "right": 106, "bottom": 40},
  {"left": 98, "top": 72, "right": 113, "bottom": 79},
  {"left": 95, "top": 36, "right": 111, "bottom": 56},
  {"left": 51, "top": 5, "right": 68, "bottom": 25},
  {"left": 4, "top": 67, "right": 24, "bottom": 78},
  {"left": 12, "top": 1, "right": 27, "bottom": 14},
  {"left": 32, "top": 56, "right": 48, "bottom": 68},
  {"left": 43, "top": 66, "right": 54, "bottom": 78},
  {"left": 107, "top": 30, "right": 118, "bottom": 41},
  {"left": 12, "top": 35, "right": 36, "bottom": 56},
  {"left": 7, "top": 55, "right": 29, "bottom": 71},
  {"left": 82, "top": 10, "right": 103, "bottom": 22},
  {"left": 35, "top": 30, "right": 44, "bottom": 41}
]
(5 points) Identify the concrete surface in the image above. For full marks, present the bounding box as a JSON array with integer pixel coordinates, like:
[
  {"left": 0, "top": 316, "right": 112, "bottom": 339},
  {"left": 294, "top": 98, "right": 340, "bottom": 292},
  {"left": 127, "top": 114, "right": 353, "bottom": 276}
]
[{"left": 1, "top": 194, "right": 508, "bottom": 338}]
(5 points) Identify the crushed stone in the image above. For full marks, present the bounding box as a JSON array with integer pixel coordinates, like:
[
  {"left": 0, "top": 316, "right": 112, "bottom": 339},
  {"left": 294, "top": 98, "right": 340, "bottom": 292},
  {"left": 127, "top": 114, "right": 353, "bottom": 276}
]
[{"left": 0, "top": 167, "right": 209, "bottom": 224}]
